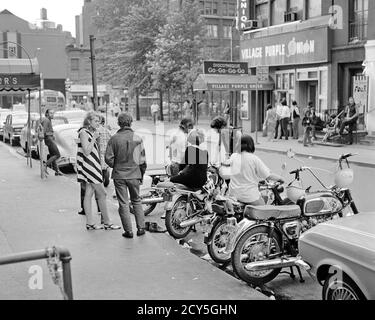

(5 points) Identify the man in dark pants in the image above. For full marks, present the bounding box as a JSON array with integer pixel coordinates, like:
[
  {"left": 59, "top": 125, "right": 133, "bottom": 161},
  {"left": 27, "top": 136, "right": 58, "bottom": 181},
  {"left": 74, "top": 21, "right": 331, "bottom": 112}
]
[
  {"left": 41, "top": 109, "right": 63, "bottom": 176},
  {"left": 105, "top": 113, "right": 147, "bottom": 238},
  {"left": 339, "top": 97, "right": 358, "bottom": 145}
]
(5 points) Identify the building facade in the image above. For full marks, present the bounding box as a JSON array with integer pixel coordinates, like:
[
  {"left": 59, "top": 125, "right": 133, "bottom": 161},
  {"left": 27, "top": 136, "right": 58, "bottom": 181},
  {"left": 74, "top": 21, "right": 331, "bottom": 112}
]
[
  {"left": 239, "top": 0, "right": 375, "bottom": 134},
  {"left": 0, "top": 9, "right": 73, "bottom": 108}
]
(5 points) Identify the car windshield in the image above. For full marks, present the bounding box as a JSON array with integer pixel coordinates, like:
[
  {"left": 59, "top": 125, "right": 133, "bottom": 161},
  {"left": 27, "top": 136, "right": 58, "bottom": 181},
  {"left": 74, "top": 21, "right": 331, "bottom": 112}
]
[{"left": 12, "top": 114, "right": 29, "bottom": 122}]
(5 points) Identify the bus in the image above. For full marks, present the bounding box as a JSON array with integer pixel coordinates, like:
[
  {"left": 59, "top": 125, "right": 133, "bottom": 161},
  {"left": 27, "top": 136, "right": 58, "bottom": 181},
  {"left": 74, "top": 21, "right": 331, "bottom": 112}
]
[{"left": 25, "top": 89, "right": 66, "bottom": 114}]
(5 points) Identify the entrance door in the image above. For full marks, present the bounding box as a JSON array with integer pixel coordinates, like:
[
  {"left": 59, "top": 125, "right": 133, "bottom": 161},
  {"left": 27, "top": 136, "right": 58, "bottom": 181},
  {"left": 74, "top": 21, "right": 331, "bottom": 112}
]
[{"left": 308, "top": 83, "right": 318, "bottom": 110}]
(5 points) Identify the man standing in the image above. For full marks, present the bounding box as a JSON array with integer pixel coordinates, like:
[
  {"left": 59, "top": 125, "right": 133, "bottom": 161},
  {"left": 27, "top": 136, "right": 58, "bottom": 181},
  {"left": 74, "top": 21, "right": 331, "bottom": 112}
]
[
  {"left": 41, "top": 109, "right": 63, "bottom": 176},
  {"left": 105, "top": 113, "right": 147, "bottom": 238},
  {"left": 274, "top": 98, "right": 284, "bottom": 139},
  {"left": 339, "top": 97, "right": 359, "bottom": 145},
  {"left": 280, "top": 100, "right": 291, "bottom": 140},
  {"left": 150, "top": 101, "right": 160, "bottom": 124}
]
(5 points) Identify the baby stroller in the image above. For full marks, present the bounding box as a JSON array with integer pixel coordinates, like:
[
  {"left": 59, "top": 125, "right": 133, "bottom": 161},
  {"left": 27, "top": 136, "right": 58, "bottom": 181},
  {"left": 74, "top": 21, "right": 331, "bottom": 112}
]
[{"left": 322, "top": 110, "right": 344, "bottom": 143}]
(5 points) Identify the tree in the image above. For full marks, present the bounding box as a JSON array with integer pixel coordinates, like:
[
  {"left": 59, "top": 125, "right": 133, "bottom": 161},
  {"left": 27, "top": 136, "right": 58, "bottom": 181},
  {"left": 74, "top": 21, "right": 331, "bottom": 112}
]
[
  {"left": 94, "top": 0, "right": 167, "bottom": 119},
  {"left": 147, "top": 1, "right": 205, "bottom": 98}
]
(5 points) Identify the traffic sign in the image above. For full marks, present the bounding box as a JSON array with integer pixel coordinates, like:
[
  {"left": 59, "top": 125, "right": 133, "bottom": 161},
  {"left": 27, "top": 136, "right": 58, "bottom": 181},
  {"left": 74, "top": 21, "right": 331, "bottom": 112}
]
[{"left": 256, "top": 66, "right": 269, "bottom": 81}]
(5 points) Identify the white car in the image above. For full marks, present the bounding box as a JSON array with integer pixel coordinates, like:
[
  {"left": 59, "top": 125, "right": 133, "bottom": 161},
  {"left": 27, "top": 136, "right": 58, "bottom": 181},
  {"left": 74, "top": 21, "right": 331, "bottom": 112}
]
[
  {"left": 54, "top": 109, "right": 86, "bottom": 125},
  {"left": 2, "top": 112, "right": 38, "bottom": 146},
  {"left": 0, "top": 108, "right": 11, "bottom": 137}
]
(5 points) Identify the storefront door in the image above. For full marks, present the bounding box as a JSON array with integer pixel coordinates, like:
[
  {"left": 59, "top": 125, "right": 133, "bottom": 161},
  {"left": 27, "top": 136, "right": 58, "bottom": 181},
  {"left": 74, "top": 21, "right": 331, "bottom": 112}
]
[{"left": 308, "top": 83, "right": 318, "bottom": 109}]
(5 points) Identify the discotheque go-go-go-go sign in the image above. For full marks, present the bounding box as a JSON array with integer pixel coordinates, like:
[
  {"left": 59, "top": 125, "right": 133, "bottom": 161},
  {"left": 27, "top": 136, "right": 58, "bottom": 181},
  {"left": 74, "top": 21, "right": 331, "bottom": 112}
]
[{"left": 203, "top": 61, "right": 249, "bottom": 75}]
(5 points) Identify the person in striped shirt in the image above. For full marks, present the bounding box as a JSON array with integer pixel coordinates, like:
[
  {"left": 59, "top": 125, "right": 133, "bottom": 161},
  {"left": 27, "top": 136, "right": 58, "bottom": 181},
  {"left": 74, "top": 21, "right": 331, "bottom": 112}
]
[{"left": 77, "top": 111, "right": 120, "bottom": 231}]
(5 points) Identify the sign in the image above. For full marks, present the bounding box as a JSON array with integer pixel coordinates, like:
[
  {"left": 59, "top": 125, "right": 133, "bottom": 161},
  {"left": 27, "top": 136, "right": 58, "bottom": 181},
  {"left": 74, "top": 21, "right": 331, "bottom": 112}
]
[
  {"left": 204, "top": 61, "right": 248, "bottom": 75},
  {"left": 256, "top": 66, "right": 269, "bottom": 81},
  {"left": 0, "top": 73, "right": 41, "bottom": 90},
  {"left": 207, "top": 82, "right": 273, "bottom": 91},
  {"left": 241, "top": 27, "right": 329, "bottom": 67},
  {"left": 353, "top": 75, "right": 368, "bottom": 114},
  {"left": 236, "top": 0, "right": 250, "bottom": 30}
]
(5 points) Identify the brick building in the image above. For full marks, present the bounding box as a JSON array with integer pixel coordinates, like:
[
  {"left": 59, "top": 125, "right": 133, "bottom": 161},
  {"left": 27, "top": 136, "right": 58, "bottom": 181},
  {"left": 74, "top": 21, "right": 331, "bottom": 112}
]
[{"left": 238, "top": 0, "right": 375, "bottom": 134}]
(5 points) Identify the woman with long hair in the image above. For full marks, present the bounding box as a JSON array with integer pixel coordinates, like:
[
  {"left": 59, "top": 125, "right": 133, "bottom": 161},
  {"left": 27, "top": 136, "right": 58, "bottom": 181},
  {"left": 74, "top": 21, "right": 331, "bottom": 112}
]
[
  {"left": 77, "top": 111, "right": 120, "bottom": 231},
  {"left": 227, "top": 134, "right": 284, "bottom": 205}
]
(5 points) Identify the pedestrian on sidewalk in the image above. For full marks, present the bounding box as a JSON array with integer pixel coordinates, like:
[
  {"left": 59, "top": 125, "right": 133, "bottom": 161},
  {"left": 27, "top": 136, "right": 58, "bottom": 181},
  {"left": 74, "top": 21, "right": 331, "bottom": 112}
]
[
  {"left": 150, "top": 102, "right": 160, "bottom": 124},
  {"left": 339, "top": 97, "right": 359, "bottom": 145},
  {"left": 263, "top": 104, "right": 277, "bottom": 142},
  {"left": 274, "top": 99, "right": 284, "bottom": 139},
  {"left": 167, "top": 118, "right": 194, "bottom": 177},
  {"left": 280, "top": 100, "right": 291, "bottom": 140},
  {"left": 291, "top": 101, "right": 301, "bottom": 140},
  {"left": 41, "top": 109, "right": 63, "bottom": 176},
  {"left": 97, "top": 115, "right": 112, "bottom": 187},
  {"left": 302, "top": 110, "right": 313, "bottom": 147},
  {"left": 105, "top": 113, "right": 147, "bottom": 239},
  {"left": 77, "top": 111, "right": 121, "bottom": 231}
]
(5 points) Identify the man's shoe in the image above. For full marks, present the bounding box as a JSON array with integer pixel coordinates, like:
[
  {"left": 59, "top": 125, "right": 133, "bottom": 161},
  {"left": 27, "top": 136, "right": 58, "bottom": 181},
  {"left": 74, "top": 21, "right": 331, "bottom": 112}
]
[
  {"left": 149, "top": 222, "right": 167, "bottom": 233},
  {"left": 137, "top": 228, "right": 146, "bottom": 236},
  {"left": 122, "top": 231, "right": 134, "bottom": 238},
  {"left": 78, "top": 210, "right": 85, "bottom": 215}
]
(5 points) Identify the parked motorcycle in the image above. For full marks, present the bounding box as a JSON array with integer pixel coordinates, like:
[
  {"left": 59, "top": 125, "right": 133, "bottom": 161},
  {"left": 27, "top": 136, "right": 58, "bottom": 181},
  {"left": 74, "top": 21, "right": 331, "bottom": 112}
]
[
  {"left": 157, "top": 166, "right": 225, "bottom": 239},
  {"left": 226, "top": 152, "right": 359, "bottom": 286},
  {"left": 205, "top": 180, "right": 293, "bottom": 264}
]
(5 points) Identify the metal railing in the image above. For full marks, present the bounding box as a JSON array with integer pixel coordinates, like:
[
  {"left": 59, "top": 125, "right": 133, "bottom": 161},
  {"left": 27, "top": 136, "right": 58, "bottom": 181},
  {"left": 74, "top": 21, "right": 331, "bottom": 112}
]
[
  {"left": 0, "top": 246, "right": 73, "bottom": 300},
  {"left": 349, "top": 20, "right": 368, "bottom": 42}
]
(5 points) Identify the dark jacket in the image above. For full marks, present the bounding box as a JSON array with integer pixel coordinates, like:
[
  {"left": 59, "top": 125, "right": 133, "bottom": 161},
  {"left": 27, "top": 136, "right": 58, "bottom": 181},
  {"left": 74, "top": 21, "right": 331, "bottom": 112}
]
[
  {"left": 105, "top": 127, "right": 147, "bottom": 180},
  {"left": 170, "top": 145, "right": 208, "bottom": 189}
]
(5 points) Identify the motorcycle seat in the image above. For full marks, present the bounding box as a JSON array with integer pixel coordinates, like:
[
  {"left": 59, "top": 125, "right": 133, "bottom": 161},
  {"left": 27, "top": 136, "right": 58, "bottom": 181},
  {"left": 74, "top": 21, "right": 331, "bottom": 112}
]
[
  {"left": 174, "top": 184, "right": 202, "bottom": 193},
  {"left": 244, "top": 205, "right": 301, "bottom": 220}
]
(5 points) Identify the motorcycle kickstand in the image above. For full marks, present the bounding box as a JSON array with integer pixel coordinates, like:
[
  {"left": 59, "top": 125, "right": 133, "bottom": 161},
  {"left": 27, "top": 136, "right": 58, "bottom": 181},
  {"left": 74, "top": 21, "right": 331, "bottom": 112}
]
[{"left": 296, "top": 266, "right": 305, "bottom": 283}]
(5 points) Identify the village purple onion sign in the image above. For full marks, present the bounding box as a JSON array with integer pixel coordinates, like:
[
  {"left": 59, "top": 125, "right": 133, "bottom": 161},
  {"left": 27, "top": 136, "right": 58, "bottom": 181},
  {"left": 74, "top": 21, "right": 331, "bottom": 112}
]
[{"left": 241, "top": 27, "right": 330, "bottom": 67}]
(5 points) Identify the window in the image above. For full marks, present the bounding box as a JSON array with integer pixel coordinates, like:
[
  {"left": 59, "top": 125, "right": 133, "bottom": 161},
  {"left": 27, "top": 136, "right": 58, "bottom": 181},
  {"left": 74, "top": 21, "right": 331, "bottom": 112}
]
[
  {"left": 306, "top": 0, "right": 321, "bottom": 18},
  {"left": 271, "top": 0, "right": 286, "bottom": 25},
  {"left": 206, "top": 25, "right": 218, "bottom": 38},
  {"left": 71, "top": 58, "right": 79, "bottom": 71},
  {"left": 349, "top": 0, "right": 368, "bottom": 42},
  {"left": 223, "top": 1, "right": 236, "bottom": 16},
  {"left": 202, "top": 0, "right": 219, "bottom": 15},
  {"left": 255, "top": 0, "right": 269, "bottom": 27},
  {"left": 223, "top": 26, "right": 232, "bottom": 38}
]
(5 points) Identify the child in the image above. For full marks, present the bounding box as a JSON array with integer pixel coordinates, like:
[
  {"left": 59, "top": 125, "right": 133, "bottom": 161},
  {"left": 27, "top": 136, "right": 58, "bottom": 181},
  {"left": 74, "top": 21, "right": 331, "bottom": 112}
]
[{"left": 302, "top": 110, "right": 313, "bottom": 147}]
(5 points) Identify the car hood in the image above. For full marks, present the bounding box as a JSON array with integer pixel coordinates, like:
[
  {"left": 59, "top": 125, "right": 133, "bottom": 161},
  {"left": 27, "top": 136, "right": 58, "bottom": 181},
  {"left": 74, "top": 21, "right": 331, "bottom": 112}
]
[{"left": 300, "top": 213, "right": 375, "bottom": 254}]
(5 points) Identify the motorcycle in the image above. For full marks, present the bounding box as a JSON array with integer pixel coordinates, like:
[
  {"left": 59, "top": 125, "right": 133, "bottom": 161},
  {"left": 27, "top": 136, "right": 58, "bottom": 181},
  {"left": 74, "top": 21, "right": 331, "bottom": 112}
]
[
  {"left": 205, "top": 180, "right": 293, "bottom": 264},
  {"left": 225, "top": 152, "right": 359, "bottom": 286},
  {"left": 156, "top": 165, "right": 226, "bottom": 239}
]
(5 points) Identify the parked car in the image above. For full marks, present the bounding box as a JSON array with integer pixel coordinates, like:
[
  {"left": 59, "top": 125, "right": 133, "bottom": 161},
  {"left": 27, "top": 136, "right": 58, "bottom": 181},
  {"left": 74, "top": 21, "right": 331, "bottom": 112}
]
[
  {"left": 298, "top": 213, "right": 375, "bottom": 300},
  {"left": 54, "top": 109, "right": 86, "bottom": 125},
  {"left": 2, "top": 112, "right": 38, "bottom": 146},
  {"left": 41, "top": 123, "right": 80, "bottom": 171},
  {"left": 0, "top": 108, "right": 11, "bottom": 138},
  {"left": 11, "top": 103, "right": 26, "bottom": 113},
  {"left": 20, "top": 116, "right": 68, "bottom": 157}
]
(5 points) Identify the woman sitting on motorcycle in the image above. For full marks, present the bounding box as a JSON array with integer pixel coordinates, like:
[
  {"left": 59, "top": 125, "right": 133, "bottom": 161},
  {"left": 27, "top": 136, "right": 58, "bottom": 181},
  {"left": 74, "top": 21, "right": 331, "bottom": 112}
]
[
  {"left": 170, "top": 129, "right": 209, "bottom": 189},
  {"left": 226, "top": 134, "right": 284, "bottom": 205}
]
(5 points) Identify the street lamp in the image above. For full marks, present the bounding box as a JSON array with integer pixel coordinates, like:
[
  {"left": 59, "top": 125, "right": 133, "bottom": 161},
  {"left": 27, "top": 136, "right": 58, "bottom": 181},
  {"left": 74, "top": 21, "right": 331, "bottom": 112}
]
[{"left": 0, "top": 41, "right": 35, "bottom": 73}]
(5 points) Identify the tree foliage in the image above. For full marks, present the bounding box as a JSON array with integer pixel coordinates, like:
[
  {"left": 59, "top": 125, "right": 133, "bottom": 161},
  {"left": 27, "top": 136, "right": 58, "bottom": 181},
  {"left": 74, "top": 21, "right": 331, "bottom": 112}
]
[{"left": 146, "top": 1, "right": 205, "bottom": 95}]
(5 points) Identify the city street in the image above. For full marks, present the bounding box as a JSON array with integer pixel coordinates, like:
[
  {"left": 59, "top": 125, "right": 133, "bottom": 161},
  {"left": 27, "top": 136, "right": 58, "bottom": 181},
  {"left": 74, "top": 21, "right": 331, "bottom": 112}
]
[{"left": 3, "top": 118, "right": 375, "bottom": 300}]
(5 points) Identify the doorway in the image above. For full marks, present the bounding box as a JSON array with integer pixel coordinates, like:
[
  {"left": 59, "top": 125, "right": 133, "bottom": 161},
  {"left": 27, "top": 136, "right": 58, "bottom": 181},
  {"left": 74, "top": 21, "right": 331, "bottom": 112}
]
[{"left": 308, "top": 83, "right": 318, "bottom": 109}]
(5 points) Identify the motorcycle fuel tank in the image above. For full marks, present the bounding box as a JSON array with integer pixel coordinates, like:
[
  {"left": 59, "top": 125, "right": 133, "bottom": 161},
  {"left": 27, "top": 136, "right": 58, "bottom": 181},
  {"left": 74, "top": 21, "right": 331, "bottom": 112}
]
[{"left": 303, "top": 193, "right": 343, "bottom": 216}]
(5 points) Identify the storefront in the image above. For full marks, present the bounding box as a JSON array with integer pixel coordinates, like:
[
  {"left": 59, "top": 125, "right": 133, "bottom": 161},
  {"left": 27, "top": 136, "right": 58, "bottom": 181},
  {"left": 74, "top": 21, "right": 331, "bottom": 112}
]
[
  {"left": 193, "top": 73, "right": 274, "bottom": 133},
  {"left": 241, "top": 26, "right": 331, "bottom": 121}
]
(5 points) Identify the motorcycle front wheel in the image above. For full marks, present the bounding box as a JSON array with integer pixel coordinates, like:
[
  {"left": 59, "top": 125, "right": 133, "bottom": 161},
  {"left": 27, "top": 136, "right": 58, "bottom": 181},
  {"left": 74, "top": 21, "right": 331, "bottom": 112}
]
[
  {"left": 165, "top": 196, "right": 192, "bottom": 239},
  {"left": 207, "top": 219, "right": 232, "bottom": 264},
  {"left": 231, "top": 225, "right": 282, "bottom": 286}
]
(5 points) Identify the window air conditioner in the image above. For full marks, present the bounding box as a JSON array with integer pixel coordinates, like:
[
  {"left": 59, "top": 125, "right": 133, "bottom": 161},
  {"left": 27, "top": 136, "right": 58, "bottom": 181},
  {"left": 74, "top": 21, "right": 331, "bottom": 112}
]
[
  {"left": 242, "top": 20, "right": 260, "bottom": 31},
  {"left": 284, "top": 11, "right": 298, "bottom": 22}
]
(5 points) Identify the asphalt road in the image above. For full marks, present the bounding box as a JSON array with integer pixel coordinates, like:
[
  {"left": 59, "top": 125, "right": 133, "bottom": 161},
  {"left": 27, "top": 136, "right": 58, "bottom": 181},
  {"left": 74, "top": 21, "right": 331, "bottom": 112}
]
[{"left": 7, "top": 126, "right": 375, "bottom": 300}]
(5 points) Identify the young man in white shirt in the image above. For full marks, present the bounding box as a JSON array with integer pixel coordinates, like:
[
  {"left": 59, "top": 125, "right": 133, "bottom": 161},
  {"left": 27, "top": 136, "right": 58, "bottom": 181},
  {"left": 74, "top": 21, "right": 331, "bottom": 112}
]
[
  {"left": 280, "top": 100, "right": 291, "bottom": 140},
  {"left": 150, "top": 102, "right": 160, "bottom": 124},
  {"left": 275, "top": 98, "right": 284, "bottom": 139}
]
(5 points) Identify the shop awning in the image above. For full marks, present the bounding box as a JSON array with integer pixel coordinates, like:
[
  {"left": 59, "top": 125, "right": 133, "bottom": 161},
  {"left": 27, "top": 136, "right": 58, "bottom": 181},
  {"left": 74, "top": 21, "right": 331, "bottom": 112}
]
[
  {"left": 0, "top": 58, "right": 39, "bottom": 74},
  {"left": 193, "top": 74, "right": 274, "bottom": 91}
]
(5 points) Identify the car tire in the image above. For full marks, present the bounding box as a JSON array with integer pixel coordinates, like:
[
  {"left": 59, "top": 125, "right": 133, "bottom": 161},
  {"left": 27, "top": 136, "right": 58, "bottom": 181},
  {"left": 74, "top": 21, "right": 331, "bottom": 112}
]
[{"left": 322, "top": 272, "right": 366, "bottom": 300}]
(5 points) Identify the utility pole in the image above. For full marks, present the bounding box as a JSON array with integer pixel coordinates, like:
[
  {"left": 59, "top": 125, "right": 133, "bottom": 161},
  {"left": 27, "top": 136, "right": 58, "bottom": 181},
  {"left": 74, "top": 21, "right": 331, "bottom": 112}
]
[{"left": 89, "top": 35, "right": 98, "bottom": 111}]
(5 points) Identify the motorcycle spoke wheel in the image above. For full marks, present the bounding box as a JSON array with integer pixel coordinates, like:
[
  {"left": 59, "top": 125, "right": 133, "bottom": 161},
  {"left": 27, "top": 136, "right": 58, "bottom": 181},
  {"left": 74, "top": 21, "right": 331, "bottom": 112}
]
[
  {"left": 208, "top": 221, "right": 232, "bottom": 263},
  {"left": 166, "top": 199, "right": 192, "bottom": 238}
]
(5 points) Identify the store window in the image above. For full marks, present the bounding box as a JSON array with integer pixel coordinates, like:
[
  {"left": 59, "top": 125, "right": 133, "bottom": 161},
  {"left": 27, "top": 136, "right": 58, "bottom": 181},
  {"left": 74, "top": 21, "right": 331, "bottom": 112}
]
[
  {"left": 349, "top": 0, "right": 368, "bottom": 42},
  {"left": 275, "top": 70, "right": 295, "bottom": 105}
]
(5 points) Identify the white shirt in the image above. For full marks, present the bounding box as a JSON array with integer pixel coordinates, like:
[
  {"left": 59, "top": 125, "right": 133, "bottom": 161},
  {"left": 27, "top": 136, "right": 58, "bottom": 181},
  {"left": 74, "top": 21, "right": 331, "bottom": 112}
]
[
  {"left": 150, "top": 103, "right": 159, "bottom": 113},
  {"left": 169, "top": 128, "right": 187, "bottom": 163},
  {"left": 281, "top": 105, "right": 291, "bottom": 119},
  {"left": 228, "top": 152, "right": 271, "bottom": 203},
  {"left": 276, "top": 104, "right": 283, "bottom": 118}
]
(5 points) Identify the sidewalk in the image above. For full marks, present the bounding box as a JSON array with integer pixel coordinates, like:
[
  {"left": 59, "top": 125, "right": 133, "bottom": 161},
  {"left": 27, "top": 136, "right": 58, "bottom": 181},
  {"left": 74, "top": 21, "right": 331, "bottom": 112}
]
[
  {"left": 0, "top": 142, "right": 266, "bottom": 300},
  {"left": 130, "top": 119, "right": 375, "bottom": 168}
]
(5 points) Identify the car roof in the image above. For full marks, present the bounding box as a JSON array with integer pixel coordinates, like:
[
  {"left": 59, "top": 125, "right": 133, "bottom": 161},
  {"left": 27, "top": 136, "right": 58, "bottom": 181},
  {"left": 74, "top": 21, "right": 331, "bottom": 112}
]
[{"left": 53, "top": 123, "right": 81, "bottom": 132}]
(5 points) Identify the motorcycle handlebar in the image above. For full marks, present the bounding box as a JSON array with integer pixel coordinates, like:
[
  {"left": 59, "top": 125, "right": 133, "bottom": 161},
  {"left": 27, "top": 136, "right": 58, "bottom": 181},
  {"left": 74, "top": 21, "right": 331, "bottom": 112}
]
[{"left": 339, "top": 153, "right": 358, "bottom": 161}]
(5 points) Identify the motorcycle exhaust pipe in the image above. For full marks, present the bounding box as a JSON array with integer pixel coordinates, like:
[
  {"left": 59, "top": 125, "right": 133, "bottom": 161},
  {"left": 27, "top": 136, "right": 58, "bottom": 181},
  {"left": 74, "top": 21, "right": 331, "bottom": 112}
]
[
  {"left": 179, "top": 217, "right": 204, "bottom": 228},
  {"left": 244, "top": 257, "right": 302, "bottom": 272},
  {"left": 141, "top": 197, "right": 164, "bottom": 205}
]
